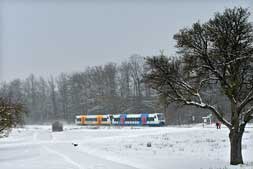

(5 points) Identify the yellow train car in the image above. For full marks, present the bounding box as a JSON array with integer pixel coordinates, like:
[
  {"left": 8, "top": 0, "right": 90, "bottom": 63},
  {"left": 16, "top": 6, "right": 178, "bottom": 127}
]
[{"left": 75, "top": 115, "right": 111, "bottom": 125}]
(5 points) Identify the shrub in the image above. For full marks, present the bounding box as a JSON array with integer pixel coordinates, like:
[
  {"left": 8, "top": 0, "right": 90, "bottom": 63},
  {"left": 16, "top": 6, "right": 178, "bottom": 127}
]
[{"left": 52, "top": 121, "right": 63, "bottom": 132}]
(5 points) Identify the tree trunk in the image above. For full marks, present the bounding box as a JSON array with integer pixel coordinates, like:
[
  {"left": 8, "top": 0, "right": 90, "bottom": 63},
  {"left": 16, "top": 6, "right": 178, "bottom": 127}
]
[{"left": 229, "top": 129, "right": 244, "bottom": 165}]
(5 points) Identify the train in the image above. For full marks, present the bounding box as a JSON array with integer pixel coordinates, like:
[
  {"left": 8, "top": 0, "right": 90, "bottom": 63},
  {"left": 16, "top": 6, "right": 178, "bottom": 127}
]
[{"left": 75, "top": 113, "right": 166, "bottom": 126}]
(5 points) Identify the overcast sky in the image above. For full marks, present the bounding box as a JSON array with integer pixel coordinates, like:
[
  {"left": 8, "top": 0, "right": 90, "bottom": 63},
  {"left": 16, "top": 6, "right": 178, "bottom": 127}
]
[{"left": 0, "top": 0, "right": 252, "bottom": 82}]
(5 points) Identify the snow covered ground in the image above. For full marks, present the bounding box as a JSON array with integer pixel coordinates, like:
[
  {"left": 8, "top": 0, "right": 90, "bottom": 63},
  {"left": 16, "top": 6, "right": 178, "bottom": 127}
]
[{"left": 0, "top": 124, "right": 252, "bottom": 169}]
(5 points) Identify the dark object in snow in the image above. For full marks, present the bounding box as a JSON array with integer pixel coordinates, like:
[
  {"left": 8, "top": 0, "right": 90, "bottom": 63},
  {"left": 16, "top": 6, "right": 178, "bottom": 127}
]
[
  {"left": 216, "top": 121, "right": 221, "bottom": 129},
  {"left": 52, "top": 121, "right": 63, "bottom": 132},
  {"left": 147, "top": 142, "right": 152, "bottom": 147},
  {"left": 72, "top": 143, "right": 78, "bottom": 147}
]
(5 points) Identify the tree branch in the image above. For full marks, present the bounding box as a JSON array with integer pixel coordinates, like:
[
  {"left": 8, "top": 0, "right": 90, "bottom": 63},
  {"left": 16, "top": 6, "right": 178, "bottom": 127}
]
[
  {"left": 184, "top": 100, "right": 232, "bottom": 129},
  {"left": 238, "top": 89, "right": 253, "bottom": 113}
]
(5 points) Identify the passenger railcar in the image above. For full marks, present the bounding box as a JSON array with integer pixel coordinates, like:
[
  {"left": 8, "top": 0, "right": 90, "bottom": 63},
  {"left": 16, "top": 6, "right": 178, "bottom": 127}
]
[
  {"left": 75, "top": 113, "right": 165, "bottom": 126},
  {"left": 111, "top": 113, "right": 165, "bottom": 126},
  {"left": 75, "top": 115, "right": 111, "bottom": 125}
]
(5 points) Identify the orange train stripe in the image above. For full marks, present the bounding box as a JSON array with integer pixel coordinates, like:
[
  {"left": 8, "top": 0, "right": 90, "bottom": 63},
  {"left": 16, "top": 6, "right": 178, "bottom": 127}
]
[
  {"left": 97, "top": 115, "right": 103, "bottom": 125},
  {"left": 81, "top": 116, "right": 86, "bottom": 124}
]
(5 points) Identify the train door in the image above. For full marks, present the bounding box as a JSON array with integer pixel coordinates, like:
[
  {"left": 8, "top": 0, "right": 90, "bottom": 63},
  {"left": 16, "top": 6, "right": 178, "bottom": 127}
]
[
  {"left": 140, "top": 114, "right": 148, "bottom": 125},
  {"left": 120, "top": 114, "right": 126, "bottom": 125},
  {"left": 97, "top": 115, "right": 102, "bottom": 125},
  {"left": 81, "top": 116, "right": 86, "bottom": 125}
]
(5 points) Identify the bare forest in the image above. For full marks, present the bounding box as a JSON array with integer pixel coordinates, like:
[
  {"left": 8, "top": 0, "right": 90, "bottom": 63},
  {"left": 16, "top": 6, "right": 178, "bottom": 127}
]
[{"left": 0, "top": 55, "right": 230, "bottom": 125}]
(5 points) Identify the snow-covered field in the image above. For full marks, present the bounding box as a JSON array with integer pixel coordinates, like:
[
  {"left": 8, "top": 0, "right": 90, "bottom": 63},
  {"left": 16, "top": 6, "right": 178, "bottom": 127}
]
[{"left": 0, "top": 124, "right": 252, "bottom": 169}]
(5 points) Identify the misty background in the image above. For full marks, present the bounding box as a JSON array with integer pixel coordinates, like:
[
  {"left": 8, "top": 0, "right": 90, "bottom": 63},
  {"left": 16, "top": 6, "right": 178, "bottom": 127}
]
[
  {"left": 0, "top": 0, "right": 252, "bottom": 124},
  {"left": 1, "top": 0, "right": 252, "bottom": 82}
]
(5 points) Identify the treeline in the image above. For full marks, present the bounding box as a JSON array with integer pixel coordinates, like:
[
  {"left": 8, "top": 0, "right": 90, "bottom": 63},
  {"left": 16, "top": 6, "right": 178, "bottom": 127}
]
[
  {"left": 0, "top": 55, "right": 165, "bottom": 124},
  {"left": 0, "top": 54, "right": 230, "bottom": 124}
]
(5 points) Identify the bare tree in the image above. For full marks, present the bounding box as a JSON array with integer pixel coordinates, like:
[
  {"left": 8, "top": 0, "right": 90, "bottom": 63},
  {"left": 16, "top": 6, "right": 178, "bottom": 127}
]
[
  {"left": 23, "top": 74, "right": 39, "bottom": 123},
  {"left": 48, "top": 76, "right": 58, "bottom": 119},
  {"left": 145, "top": 7, "right": 253, "bottom": 165},
  {"left": 37, "top": 77, "right": 49, "bottom": 122},
  {"left": 104, "top": 63, "right": 117, "bottom": 96},
  {"left": 118, "top": 61, "right": 131, "bottom": 98},
  {"left": 129, "top": 55, "right": 145, "bottom": 97},
  {"left": 57, "top": 73, "right": 70, "bottom": 120}
]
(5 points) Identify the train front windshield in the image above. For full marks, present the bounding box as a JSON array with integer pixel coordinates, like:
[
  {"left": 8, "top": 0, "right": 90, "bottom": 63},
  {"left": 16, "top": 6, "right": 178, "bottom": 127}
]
[{"left": 157, "top": 114, "right": 165, "bottom": 120}]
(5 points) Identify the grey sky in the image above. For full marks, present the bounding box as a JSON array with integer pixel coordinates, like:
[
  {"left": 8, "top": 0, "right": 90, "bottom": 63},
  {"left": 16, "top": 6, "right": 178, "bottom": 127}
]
[{"left": 1, "top": 0, "right": 252, "bottom": 82}]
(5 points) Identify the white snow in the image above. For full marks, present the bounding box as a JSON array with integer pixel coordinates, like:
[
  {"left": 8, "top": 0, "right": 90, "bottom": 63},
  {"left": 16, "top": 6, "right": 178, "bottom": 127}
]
[{"left": 0, "top": 124, "right": 252, "bottom": 169}]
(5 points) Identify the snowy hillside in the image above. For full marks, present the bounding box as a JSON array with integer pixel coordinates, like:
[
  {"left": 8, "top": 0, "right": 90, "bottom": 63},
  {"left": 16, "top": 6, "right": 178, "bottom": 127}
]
[{"left": 0, "top": 124, "right": 252, "bottom": 169}]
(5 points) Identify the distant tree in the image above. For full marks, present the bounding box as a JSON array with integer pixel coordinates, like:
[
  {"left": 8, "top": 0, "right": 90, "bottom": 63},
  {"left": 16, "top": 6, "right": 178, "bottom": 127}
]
[
  {"left": 129, "top": 55, "right": 145, "bottom": 97},
  {"left": 145, "top": 7, "right": 253, "bottom": 165},
  {"left": 0, "top": 97, "right": 25, "bottom": 135},
  {"left": 57, "top": 73, "right": 69, "bottom": 120},
  {"left": 23, "top": 74, "right": 39, "bottom": 123},
  {"left": 104, "top": 63, "right": 117, "bottom": 96},
  {"left": 8, "top": 79, "right": 24, "bottom": 103},
  {"left": 118, "top": 61, "right": 131, "bottom": 98},
  {"left": 37, "top": 77, "right": 50, "bottom": 122},
  {"left": 48, "top": 76, "right": 58, "bottom": 119}
]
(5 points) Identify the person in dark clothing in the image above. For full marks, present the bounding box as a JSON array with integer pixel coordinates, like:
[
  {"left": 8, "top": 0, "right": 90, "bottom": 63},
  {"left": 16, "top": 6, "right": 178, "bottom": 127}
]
[
  {"left": 216, "top": 121, "right": 221, "bottom": 129},
  {"left": 216, "top": 122, "right": 219, "bottom": 129},
  {"left": 218, "top": 121, "right": 221, "bottom": 129}
]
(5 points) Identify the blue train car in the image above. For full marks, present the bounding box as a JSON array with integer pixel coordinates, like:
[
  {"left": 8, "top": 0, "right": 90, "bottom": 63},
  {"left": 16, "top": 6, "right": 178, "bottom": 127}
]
[{"left": 111, "top": 113, "right": 165, "bottom": 126}]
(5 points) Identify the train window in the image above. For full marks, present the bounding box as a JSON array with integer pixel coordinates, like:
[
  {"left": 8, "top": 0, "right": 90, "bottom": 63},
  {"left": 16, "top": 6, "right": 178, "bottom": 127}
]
[
  {"left": 125, "top": 118, "right": 132, "bottom": 121},
  {"left": 147, "top": 117, "right": 154, "bottom": 121},
  {"left": 114, "top": 118, "right": 119, "bottom": 122},
  {"left": 86, "top": 118, "right": 96, "bottom": 122},
  {"left": 157, "top": 114, "right": 165, "bottom": 120},
  {"left": 102, "top": 118, "right": 107, "bottom": 121},
  {"left": 125, "top": 118, "right": 139, "bottom": 121},
  {"left": 76, "top": 118, "right": 81, "bottom": 122},
  {"left": 126, "top": 118, "right": 140, "bottom": 121}
]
